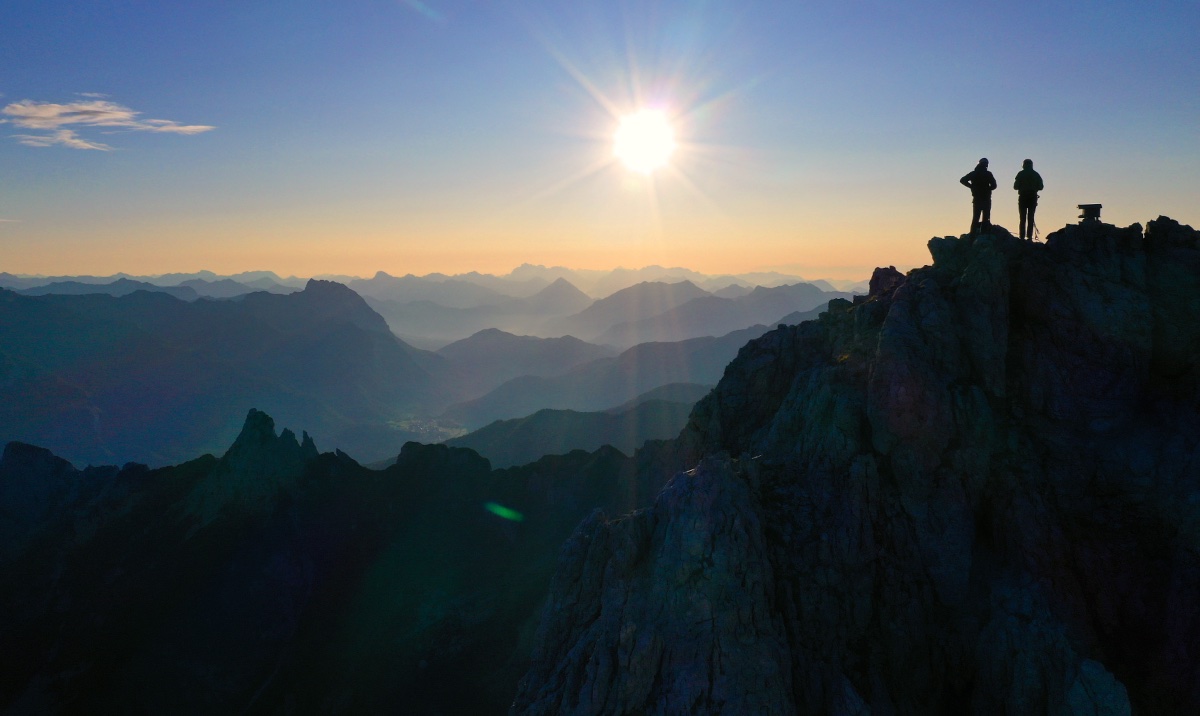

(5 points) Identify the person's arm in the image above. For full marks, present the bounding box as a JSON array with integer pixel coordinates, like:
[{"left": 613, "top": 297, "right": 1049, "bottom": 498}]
[
  {"left": 988, "top": 173, "right": 997, "bottom": 190},
  {"left": 961, "top": 174, "right": 972, "bottom": 188},
  {"left": 1014, "top": 173, "right": 1021, "bottom": 190}
]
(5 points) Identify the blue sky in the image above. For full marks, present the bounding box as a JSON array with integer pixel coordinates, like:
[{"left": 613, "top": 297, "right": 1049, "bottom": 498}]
[{"left": 2, "top": 0, "right": 1197, "bottom": 278}]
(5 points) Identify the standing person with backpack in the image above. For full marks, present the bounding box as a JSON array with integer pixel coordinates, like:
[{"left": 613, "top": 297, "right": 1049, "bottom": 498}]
[
  {"left": 960, "top": 158, "right": 998, "bottom": 235},
  {"left": 1013, "top": 159, "right": 1044, "bottom": 240}
]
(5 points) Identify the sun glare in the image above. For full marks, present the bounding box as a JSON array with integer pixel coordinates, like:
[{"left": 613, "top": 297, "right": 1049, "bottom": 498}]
[{"left": 613, "top": 109, "right": 676, "bottom": 174}]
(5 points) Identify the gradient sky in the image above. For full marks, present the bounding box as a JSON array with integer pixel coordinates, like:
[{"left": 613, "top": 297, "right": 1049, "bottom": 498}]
[{"left": 2, "top": 0, "right": 1197, "bottom": 280}]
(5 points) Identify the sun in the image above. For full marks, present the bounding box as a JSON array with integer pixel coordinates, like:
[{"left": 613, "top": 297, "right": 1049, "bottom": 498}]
[{"left": 613, "top": 109, "right": 676, "bottom": 174}]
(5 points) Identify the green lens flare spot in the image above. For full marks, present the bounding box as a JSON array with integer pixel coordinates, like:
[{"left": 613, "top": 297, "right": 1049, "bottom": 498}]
[{"left": 484, "top": 502, "right": 525, "bottom": 522}]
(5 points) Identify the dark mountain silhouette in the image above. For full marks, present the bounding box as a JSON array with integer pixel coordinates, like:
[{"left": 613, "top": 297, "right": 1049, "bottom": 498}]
[
  {"left": 0, "top": 410, "right": 676, "bottom": 714},
  {"left": 445, "top": 399, "right": 696, "bottom": 468},
  {"left": 513, "top": 218, "right": 1200, "bottom": 715},
  {"left": 441, "top": 324, "right": 771, "bottom": 428},
  {"left": 593, "top": 282, "right": 852, "bottom": 347},
  {"left": 435, "top": 328, "right": 614, "bottom": 399},
  {"left": 19, "top": 278, "right": 200, "bottom": 301},
  {"left": 0, "top": 280, "right": 446, "bottom": 466},
  {"left": 548, "top": 280, "right": 712, "bottom": 340}
]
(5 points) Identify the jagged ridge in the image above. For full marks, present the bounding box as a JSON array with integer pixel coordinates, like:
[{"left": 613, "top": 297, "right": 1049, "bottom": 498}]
[{"left": 513, "top": 218, "right": 1200, "bottom": 715}]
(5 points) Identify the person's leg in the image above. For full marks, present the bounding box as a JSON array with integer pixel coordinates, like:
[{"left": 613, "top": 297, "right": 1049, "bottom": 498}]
[
  {"left": 971, "top": 202, "right": 984, "bottom": 234},
  {"left": 1028, "top": 201, "right": 1037, "bottom": 240},
  {"left": 981, "top": 197, "right": 992, "bottom": 233},
  {"left": 1019, "top": 203, "right": 1027, "bottom": 239}
]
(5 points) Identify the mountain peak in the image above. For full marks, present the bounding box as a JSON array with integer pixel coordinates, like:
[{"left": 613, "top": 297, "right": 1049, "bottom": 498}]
[
  {"left": 522, "top": 277, "right": 591, "bottom": 313},
  {"left": 186, "top": 409, "right": 319, "bottom": 524},
  {"left": 302, "top": 277, "right": 356, "bottom": 295},
  {"left": 518, "top": 217, "right": 1200, "bottom": 714}
]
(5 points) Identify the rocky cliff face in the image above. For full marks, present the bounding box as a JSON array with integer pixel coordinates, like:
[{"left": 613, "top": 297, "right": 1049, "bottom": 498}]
[{"left": 512, "top": 218, "right": 1200, "bottom": 715}]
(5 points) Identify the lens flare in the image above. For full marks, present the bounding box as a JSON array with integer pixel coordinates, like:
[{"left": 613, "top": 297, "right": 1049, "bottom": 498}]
[
  {"left": 613, "top": 109, "right": 676, "bottom": 174},
  {"left": 484, "top": 501, "right": 525, "bottom": 522}
]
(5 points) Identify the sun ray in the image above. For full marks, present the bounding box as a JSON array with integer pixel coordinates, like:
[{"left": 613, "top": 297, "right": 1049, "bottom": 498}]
[
  {"left": 509, "top": 8, "right": 625, "bottom": 119},
  {"left": 501, "top": 156, "right": 616, "bottom": 213}
]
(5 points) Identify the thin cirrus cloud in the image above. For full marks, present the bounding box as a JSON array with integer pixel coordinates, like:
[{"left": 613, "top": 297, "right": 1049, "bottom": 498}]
[{"left": 1, "top": 98, "right": 214, "bottom": 150}]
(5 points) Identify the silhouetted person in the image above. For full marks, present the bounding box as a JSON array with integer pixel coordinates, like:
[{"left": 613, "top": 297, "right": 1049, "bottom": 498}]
[
  {"left": 1013, "top": 159, "right": 1044, "bottom": 240},
  {"left": 960, "top": 158, "right": 997, "bottom": 234}
]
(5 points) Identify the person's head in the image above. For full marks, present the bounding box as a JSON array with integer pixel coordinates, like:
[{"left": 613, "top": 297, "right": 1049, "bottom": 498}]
[
  {"left": 978, "top": 158, "right": 989, "bottom": 169},
  {"left": 1023, "top": 159, "right": 1033, "bottom": 169}
]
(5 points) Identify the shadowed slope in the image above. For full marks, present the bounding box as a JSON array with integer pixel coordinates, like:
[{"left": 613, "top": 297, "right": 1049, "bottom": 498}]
[
  {"left": 514, "top": 218, "right": 1200, "bottom": 715},
  {"left": 445, "top": 399, "right": 697, "bottom": 468},
  {"left": 0, "top": 410, "right": 680, "bottom": 714},
  {"left": 441, "top": 325, "right": 771, "bottom": 429}
]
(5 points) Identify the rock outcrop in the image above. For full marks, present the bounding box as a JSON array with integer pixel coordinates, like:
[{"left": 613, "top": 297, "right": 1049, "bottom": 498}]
[{"left": 513, "top": 218, "right": 1200, "bottom": 715}]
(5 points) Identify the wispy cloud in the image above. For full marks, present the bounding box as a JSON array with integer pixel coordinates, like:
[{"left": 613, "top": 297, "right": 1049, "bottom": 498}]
[
  {"left": 1, "top": 98, "right": 215, "bottom": 150},
  {"left": 13, "top": 129, "right": 113, "bottom": 150},
  {"left": 78, "top": 92, "right": 109, "bottom": 98}
]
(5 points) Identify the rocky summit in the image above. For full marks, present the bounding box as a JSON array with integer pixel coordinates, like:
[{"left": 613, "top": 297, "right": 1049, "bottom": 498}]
[{"left": 512, "top": 218, "right": 1200, "bottom": 715}]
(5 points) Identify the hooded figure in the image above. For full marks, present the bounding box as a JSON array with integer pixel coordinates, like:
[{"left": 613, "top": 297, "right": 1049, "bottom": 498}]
[
  {"left": 960, "top": 158, "right": 998, "bottom": 234},
  {"left": 1013, "top": 159, "right": 1044, "bottom": 240}
]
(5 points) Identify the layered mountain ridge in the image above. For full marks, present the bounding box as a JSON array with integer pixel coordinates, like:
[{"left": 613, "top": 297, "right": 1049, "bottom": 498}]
[
  {"left": 512, "top": 217, "right": 1200, "bottom": 715},
  {"left": 0, "top": 279, "right": 440, "bottom": 466},
  {"left": 3, "top": 217, "right": 1196, "bottom": 714}
]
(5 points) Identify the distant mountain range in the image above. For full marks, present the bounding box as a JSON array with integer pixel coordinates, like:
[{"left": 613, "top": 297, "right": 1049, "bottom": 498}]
[
  {"left": 363, "top": 278, "right": 596, "bottom": 346},
  {"left": 503, "top": 263, "right": 865, "bottom": 296},
  {"left": 18, "top": 277, "right": 202, "bottom": 301},
  {"left": 591, "top": 282, "right": 850, "bottom": 347},
  {"left": 0, "top": 270, "right": 307, "bottom": 292},
  {"left": 0, "top": 265, "right": 855, "bottom": 466},
  {"left": 545, "top": 280, "right": 710, "bottom": 339},
  {"left": 440, "top": 324, "right": 776, "bottom": 428},
  {"left": 0, "top": 276, "right": 828, "bottom": 465},
  {"left": 1, "top": 266, "right": 868, "bottom": 300},
  {"left": 366, "top": 278, "right": 850, "bottom": 348},
  {"left": 3, "top": 268, "right": 863, "bottom": 350},
  {"left": 0, "top": 280, "right": 441, "bottom": 466},
  {"left": 434, "top": 328, "right": 616, "bottom": 398},
  {"left": 5, "top": 275, "right": 297, "bottom": 298}
]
